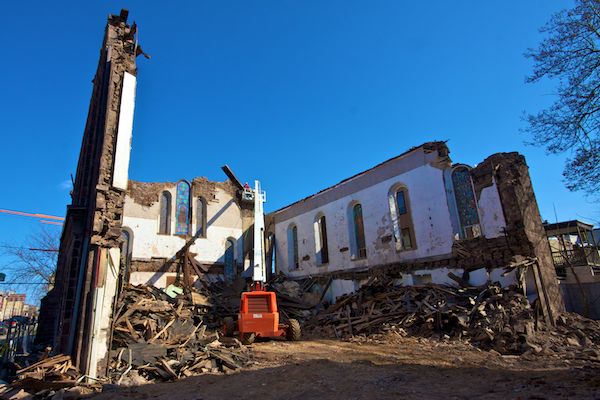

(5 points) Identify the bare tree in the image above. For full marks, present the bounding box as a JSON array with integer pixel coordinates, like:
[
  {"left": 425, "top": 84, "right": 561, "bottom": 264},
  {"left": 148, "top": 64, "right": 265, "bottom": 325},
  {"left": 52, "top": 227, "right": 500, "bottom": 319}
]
[
  {"left": 1, "top": 227, "right": 59, "bottom": 297},
  {"left": 525, "top": 0, "right": 600, "bottom": 198}
]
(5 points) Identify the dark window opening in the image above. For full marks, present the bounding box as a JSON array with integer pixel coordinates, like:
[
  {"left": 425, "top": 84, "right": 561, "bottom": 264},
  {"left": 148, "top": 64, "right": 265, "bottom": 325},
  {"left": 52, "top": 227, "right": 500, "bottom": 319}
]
[
  {"left": 401, "top": 228, "right": 413, "bottom": 250},
  {"left": 291, "top": 225, "right": 299, "bottom": 269},
  {"left": 159, "top": 191, "right": 171, "bottom": 235},
  {"left": 396, "top": 190, "right": 407, "bottom": 215},
  {"left": 318, "top": 215, "right": 329, "bottom": 265},
  {"left": 353, "top": 204, "right": 367, "bottom": 259},
  {"left": 196, "top": 197, "right": 207, "bottom": 237}
]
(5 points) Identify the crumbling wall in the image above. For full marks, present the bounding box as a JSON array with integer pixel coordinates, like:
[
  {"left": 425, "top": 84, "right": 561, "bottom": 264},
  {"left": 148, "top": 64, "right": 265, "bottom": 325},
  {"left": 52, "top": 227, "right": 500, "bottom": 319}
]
[
  {"left": 122, "top": 177, "right": 247, "bottom": 284},
  {"left": 471, "top": 152, "right": 565, "bottom": 321},
  {"left": 90, "top": 16, "right": 138, "bottom": 248},
  {"left": 128, "top": 180, "right": 175, "bottom": 207},
  {"left": 271, "top": 146, "right": 563, "bottom": 323},
  {"left": 42, "top": 10, "right": 139, "bottom": 377}
]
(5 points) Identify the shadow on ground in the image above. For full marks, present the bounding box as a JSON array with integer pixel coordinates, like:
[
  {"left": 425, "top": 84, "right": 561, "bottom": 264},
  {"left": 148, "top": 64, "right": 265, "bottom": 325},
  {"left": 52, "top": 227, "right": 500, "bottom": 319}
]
[{"left": 92, "top": 357, "right": 600, "bottom": 400}]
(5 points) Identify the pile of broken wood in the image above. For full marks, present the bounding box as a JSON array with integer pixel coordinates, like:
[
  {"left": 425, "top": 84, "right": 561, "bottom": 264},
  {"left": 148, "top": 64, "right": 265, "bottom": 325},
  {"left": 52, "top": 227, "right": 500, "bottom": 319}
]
[
  {"left": 1, "top": 354, "right": 98, "bottom": 399},
  {"left": 270, "top": 275, "right": 331, "bottom": 323},
  {"left": 108, "top": 284, "right": 251, "bottom": 384},
  {"left": 306, "top": 277, "right": 538, "bottom": 354}
]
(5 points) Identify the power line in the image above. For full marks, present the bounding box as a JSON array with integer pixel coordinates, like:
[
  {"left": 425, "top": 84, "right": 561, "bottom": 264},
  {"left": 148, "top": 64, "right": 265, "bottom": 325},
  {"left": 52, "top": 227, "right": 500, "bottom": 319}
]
[
  {"left": 0, "top": 208, "right": 64, "bottom": 221},
  {"left": 40, "top": 220, "right": 63, "bottom": 226},
  {"left": 0, "top": 282, "right": 47, "bottom": 285},
  {"left": 0, "top": 245, "right": 59, "bottom": 252}
]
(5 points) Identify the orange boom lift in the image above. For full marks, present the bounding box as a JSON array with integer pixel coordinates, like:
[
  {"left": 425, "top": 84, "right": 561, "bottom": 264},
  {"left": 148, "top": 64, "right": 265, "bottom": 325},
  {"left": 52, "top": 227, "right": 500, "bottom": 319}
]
[{"left": 221, "top": 167, "right": 300, "bottom": 344}]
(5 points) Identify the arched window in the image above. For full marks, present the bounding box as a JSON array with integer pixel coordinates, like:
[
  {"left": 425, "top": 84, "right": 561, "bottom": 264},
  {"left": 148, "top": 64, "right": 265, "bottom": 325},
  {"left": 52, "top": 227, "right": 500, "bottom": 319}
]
[
  {"left": 287, "top": 224, "right": 299, "bottom": 269},
  {"left": 159, "top": 191, "right": 171, "bottom": 234},
  {"left": 314, "top": 214, "right": 329, "bottom": 265},
  {"left": 350, "top": 203, "right": 367, "bottom": 259},
  {"left": 388, "top": 186, "right": 415, "bottom": 251},
  {"left": 196, "top": 197, "right": 207, "bottom": 237},
  {"left": 451, "top": 166, "right": 481, "bottom": 239},
  {"left": 175, "top": 180, "right": 191, "bottom": 235},
  {"left": 224, "top": 238, "right": 236, "bottom": 282}
]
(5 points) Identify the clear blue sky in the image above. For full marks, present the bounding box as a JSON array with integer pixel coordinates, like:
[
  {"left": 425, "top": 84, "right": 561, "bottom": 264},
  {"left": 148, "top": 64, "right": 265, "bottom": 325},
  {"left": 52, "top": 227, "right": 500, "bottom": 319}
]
[{"left": 0, "top": 1, "right": 597, "bottom": 301}]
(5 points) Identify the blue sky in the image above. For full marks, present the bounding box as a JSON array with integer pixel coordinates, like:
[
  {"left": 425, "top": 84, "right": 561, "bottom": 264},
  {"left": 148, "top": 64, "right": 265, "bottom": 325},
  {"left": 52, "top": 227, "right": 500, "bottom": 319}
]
[{"left": 0, "top": 1, "right": 597, "bottom": 301}]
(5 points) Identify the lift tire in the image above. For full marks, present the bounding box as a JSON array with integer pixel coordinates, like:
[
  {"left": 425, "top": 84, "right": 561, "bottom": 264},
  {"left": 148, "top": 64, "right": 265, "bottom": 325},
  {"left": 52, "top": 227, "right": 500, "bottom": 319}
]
[
  {"left": 241, "top": 332, "right": 256, "bottom": 345},
  {"left": 287, "top": 319, "right": 301, "bottom": 341},
  {"left": 223, "top": 317, "right": 235, "bottom": 337}
]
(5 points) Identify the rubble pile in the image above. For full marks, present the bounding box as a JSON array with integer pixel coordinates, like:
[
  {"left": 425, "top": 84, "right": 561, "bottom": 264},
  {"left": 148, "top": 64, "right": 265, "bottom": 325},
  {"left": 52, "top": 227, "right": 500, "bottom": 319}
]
[
  {"left": 108, "top": 284, "right": 251, "bottom": 384},
  {"left": 306, "top": 279, "right": 542, "bottom": 354},
  {"left": 0, "top": 354, "right": 98, "bottom": 399},
  {"left": 270, "top": 276, "right": 329, "bottom": 323}
]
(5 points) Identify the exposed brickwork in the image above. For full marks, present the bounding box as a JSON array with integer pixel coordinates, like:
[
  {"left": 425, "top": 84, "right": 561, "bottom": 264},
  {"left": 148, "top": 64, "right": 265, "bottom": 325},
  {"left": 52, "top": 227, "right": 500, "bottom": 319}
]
[
  {"left": 128, "top": 180, "right": 175, "bottom": 207},
  {"left": 38, "top": 10, "right": 138, "bottom": 373},
  {"left": 472, "top": 152, "right": 565, "bottom": 321}
]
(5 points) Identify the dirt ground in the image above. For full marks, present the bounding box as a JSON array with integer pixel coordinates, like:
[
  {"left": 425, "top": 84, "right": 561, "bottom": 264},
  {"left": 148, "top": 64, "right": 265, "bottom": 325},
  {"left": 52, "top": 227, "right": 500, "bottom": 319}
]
[{"left": 92, "top": 336, "right": 600, "bottom": 400}]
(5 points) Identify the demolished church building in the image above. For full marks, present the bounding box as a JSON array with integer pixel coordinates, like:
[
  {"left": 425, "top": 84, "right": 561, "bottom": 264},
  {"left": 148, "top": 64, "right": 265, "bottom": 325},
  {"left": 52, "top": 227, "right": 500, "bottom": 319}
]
[
  {"left": 38, "top": 10, "right": 564, "bottom": 378},
  {"left": 268, "top": 142, "right": 564, "bottom": 325}
]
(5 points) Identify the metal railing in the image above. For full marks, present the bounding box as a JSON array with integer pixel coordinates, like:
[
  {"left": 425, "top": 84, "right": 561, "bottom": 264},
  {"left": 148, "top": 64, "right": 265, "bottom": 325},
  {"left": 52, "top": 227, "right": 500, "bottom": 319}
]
[
  {"left": 551, "top": 248, "right": 600, "bottom": 268},
  {"left": 1, "top": 317, "right": 37, "bottom": 363}
]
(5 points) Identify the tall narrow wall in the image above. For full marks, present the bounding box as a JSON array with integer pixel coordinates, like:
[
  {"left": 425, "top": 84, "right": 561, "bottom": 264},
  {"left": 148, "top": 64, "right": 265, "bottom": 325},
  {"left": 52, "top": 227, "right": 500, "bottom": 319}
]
[{"left": 38, "top": 10, "right": 138, "bottom": 377}]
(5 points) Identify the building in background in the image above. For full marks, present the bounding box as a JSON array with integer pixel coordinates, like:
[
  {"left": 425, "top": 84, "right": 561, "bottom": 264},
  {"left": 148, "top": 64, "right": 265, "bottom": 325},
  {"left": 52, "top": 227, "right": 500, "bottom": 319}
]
[
  {"left": 545, "top": 220, "right": 600, "bottom": 319},
  {"left": 22, "top": 304, "right": 39, "bottom": 319},
  {"left": 0, "top": 293, "right": 26, "bottom": 320}
]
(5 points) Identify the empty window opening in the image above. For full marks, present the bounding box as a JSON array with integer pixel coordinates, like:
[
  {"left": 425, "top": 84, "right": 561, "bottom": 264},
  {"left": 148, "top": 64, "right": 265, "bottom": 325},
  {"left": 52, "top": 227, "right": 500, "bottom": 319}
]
[
  {"left": 396, "top": 191, "right": 407, "bottom": 215},
  {"left": 288, "top": 224, "right": 299, "bottom": 269},
  {"left": 266, "top": 233, "right": 276, "bottom": 276},
  {"left": 196, "top": 197, "right": 207, "bottom": 237},
  {"left": 224, "top": 239, "right": 235, "bottom": 282},
  {"left": 159, "top": 191, "right": 171, "bottom": 235},
  {"left": 388, "top": 186, "right": 416, "bottom": 251},
  {"left": 315, "top": 215, "right": 329, "bottom": 265},
  {"left": 351, "top": 203, "right": 367, "bottom": 259}
]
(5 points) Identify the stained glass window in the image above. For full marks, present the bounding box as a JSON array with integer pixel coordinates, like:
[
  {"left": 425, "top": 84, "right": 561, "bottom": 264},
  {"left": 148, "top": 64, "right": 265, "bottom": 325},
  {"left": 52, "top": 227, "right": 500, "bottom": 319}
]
[
  {"left": 175, "top": 181, "right": 191, "bottom": 235},
  {"left": 451, "top": 167, "right": 480, "bottom": 238}
]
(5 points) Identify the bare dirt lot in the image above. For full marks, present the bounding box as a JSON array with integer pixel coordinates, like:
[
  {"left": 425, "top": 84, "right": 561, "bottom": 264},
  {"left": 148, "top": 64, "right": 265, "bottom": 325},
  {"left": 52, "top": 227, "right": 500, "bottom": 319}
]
[{"left": 93, "top": 336, "right": 600, "bottom": 400}]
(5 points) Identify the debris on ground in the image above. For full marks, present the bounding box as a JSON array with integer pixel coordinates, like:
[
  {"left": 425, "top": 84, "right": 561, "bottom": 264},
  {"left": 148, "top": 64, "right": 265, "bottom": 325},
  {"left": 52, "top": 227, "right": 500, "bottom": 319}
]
[
  {"left": 0, "top": 354, "right": 98, "bottom": 399},
  {"left": 304, "top": 276, "right": 600, "bottom": 359},
  {"left": 108, "top": 284, "right": 251, "bottom": 385},
  {"left": 270, "top": 275, "right": 331, "bottom": 323},
  {"left": 6, "top": 272, "right": 600, "bottom": 399}
]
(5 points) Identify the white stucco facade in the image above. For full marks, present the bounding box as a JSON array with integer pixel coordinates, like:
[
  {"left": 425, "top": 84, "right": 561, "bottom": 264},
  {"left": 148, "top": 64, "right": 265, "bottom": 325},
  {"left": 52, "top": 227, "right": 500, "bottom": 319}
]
[
  {"left": 478, "top": 177, "right": 507, "bottom": 239},
  {"left": 269, "top": 142, "right": 512, "bottom": 300},
  {"left": 274, "top": 163, "right": 456, "bottom": 277},
  {"left": 122, "top": 181, "right": 246, "bottom": 285}
]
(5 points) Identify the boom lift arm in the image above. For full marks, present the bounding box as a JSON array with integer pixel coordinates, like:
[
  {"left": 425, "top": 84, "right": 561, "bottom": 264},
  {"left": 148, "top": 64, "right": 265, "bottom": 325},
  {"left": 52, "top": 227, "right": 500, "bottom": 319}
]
[{"left": 220, "top": 167, "right": 301, "bottom": 344}]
